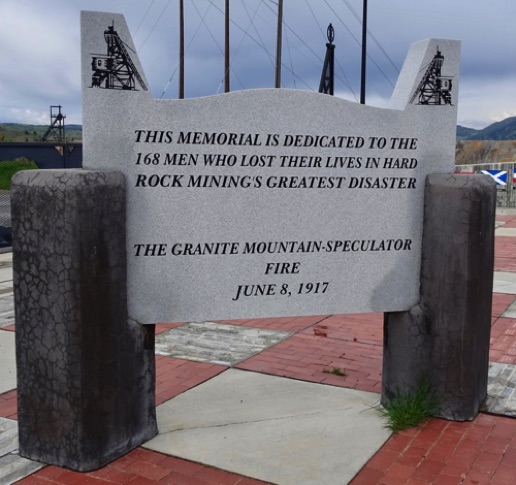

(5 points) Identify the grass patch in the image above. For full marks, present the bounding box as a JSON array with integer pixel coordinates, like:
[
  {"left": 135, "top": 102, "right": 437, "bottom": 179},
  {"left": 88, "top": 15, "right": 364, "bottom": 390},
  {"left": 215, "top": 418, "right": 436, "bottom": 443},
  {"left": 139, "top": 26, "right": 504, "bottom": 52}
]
[
  {"left": 379, "top": 378, "right": 440, "bottom": 433},
  {"left": 0, "top": 158, "right": 38, "bottom": 190},
  {"left": 323, "top": 367, "right": 346, "bottom": 376}
]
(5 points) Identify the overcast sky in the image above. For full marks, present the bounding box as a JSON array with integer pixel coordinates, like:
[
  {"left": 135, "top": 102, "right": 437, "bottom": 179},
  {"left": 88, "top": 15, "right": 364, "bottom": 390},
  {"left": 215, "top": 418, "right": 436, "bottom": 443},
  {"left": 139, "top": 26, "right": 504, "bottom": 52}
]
[{"left": 1, "top": 0, "right": 514, "bottom": 129}]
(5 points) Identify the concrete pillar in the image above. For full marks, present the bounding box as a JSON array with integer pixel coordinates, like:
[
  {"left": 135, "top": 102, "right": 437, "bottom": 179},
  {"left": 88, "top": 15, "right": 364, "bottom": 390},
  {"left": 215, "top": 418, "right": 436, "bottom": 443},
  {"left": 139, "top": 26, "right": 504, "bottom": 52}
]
[
  {"left": 11, "top": 170, "right": 157, "bottom": 471},
  {"left": 383, "top": 174, "right": 496, "bottom": 420}
]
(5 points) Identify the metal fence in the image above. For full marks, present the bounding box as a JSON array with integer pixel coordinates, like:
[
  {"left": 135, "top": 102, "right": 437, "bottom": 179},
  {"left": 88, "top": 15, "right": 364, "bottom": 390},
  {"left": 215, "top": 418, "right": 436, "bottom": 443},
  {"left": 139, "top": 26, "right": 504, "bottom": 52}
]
[
  {"left": 0, "top": 190, "right": 10, "bottom": 227},
  {"left": 455, "top": 163, "right": 516, "bottom": 208},
  {"left": 0, "top": 159, "right": 39, "bottom": 247},
  {"left": 0, "top": 189, "right": 11, "bottom": 247}
]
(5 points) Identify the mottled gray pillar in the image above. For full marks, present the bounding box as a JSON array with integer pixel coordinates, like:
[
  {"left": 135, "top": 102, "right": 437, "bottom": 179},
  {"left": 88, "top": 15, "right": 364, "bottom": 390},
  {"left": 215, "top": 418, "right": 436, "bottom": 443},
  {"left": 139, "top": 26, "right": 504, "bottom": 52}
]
[
  {"left": 11, "top": 170, "right": 157, "bottom": 471},
  {"left": 383, "top": 173, "right": 496, "bottom": 420}
]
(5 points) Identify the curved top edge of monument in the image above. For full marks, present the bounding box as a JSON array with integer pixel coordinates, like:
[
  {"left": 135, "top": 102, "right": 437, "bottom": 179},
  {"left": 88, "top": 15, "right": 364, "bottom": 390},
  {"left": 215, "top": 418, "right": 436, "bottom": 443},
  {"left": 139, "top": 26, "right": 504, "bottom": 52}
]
[{"left": 153, "top": 88, "right": 399, "bottom": 111}]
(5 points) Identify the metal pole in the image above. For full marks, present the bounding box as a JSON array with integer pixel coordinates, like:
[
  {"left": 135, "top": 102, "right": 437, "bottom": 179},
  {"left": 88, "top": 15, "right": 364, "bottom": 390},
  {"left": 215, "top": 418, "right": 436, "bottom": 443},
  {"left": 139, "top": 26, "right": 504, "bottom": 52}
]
[
  {"left": 360, "top": 0, "right": 367, "bottom": 104},
  {"left": 275, "top": 0, "right": 283, "bottom": 88},
  {"left": 225, "top": 0, "right": 230, "bottom": 93},
  {"left": 179, "top": 0, "right": 184, "bottom": 99}
]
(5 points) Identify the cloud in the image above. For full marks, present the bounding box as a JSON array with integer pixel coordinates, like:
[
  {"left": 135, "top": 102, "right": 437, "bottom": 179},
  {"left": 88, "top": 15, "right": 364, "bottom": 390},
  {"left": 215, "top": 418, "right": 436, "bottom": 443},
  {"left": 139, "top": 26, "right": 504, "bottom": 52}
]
[
  {"left": 1, "top": 0, "right": 516, "bottom": 130},
  {"left": 0, "top": 0, "right": 80, "bottom": 123},
  {"left": 458, "top": 75, "right": 516, "bottom": 129}
]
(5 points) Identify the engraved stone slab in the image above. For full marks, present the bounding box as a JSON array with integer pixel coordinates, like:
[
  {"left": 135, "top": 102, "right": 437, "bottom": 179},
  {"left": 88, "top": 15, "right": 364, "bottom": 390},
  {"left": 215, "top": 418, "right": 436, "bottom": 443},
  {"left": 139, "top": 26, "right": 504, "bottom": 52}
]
[{"left": 82, "top": 11, "right": 460, "bottom": 323}]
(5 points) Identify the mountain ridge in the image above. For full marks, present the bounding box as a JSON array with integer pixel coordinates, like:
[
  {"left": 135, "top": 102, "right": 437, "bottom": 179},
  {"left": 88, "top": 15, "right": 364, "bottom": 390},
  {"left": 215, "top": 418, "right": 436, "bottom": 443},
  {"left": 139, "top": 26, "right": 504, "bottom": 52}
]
[{"left": 457, "top": 116, "right": 516, "bottom": 140}]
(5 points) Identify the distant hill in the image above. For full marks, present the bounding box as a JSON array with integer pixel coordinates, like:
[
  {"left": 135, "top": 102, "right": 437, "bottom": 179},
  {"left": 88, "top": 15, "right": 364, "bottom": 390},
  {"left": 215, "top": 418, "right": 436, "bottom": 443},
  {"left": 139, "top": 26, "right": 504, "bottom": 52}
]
[
  {"left": 456, "top": 125, "right": 479, "bottom": 139},
  {"left": 457, "top": 117, "right": 516, "bottom": 140},
  {"left": 0, "top": 122, "right": 82, "bottom": 142}
]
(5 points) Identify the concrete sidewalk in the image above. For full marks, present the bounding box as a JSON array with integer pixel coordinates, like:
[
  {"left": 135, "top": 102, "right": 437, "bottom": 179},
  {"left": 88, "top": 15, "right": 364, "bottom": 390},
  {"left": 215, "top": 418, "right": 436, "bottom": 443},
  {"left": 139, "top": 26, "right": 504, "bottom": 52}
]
[{"left": 1, "top": 211, "right": 516, "bottom": 484}]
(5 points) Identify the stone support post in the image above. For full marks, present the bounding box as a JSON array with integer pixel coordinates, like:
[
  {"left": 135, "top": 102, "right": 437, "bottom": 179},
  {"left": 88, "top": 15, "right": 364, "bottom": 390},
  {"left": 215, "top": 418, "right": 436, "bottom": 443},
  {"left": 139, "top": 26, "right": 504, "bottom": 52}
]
[
  {"left": 11, "top": 170, "right": 157, "bottom": 471},
  {"left": 382, "top": 174, "right": 496, "bottom": 420}
]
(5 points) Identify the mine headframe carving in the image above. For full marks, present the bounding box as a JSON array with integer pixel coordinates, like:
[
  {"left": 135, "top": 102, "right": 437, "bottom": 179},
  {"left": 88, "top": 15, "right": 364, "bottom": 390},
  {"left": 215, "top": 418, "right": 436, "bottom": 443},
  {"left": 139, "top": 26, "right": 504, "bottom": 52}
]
[
  {"left": 410, "top": 47, "right": 452, "bottom": 105},
  {"left": 91, "top": 23, "right": 148, "bottom": 91}
]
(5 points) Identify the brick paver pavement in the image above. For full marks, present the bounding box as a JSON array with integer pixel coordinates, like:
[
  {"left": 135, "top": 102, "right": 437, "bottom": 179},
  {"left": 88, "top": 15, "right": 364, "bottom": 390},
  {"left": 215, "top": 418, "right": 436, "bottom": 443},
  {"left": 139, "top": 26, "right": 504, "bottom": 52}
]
[
  {"left": 351, "top": 414, "right": 516, "bottom": 485},
  {"left": 15, "top": 449, "right": 272, "bottom": 484}
]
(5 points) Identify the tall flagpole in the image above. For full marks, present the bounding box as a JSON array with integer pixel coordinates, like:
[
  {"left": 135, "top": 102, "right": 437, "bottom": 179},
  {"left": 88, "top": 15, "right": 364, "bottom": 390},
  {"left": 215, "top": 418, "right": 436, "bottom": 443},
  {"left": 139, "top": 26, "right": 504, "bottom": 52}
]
[
  {"left": 179, "top": 0, "right": 184, "bottom": 99},
  {"left": 224, "top": 0, "right": 230, "bottom": 92},
  {"left": 275, "top": 0, "right": 283, "bottom": 88},
  {"left": 360, "top": 0, "right": 367, "bottom": 104}
]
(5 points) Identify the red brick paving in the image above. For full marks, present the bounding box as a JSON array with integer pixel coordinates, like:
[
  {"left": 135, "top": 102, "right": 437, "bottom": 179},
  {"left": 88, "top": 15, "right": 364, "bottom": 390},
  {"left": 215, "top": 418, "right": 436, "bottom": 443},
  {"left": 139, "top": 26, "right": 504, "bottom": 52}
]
[
  {"left": 491, "top": 293, "right": 516, "bottom": 318},
  {"left": 351, "top": 414, "right": 516, "bottom": 485},
  {"left": 156, "top": 322, "right": 185, "bottom": 335},
  {"left": 490, "top": 317, "right": 516, "bottom": 364},
  {"left": 155, "top": 356, "right": 226, "bottom": 406},
  {"left": 495, "top": 236, "right": 516, "bottom": 272},
  {"left": 300, "top": 312, "right": 383, "bottom": 343},
  {"left": 0, "top": 388, "right": 17, "bottom": 419},
  {"left": 236, "top": 329, "right": 383, "bottom": 393},
  {"left": 17, "top": 448, "right": 273, "bottom": 484},
  {"left": 496, "top": 215, "right": 516, "bottom": 223},
  {"left": 217, "top": 314, "right": 329, "bottom": 333},
  {"left": 497, "top": 214, "right": 516, "bottom": 228}
]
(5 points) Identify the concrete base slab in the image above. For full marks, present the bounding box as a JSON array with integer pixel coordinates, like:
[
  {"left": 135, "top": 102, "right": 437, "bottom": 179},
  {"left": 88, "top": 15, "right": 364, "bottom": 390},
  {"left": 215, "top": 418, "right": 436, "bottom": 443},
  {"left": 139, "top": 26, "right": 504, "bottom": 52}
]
[
  {"left": 502, "top": 300, "right": 516, "bottom": 318},
  {"left": 493, "top": 272, "right": 516, "bottom": 296},
  {"left": 0, "top": 418, "right": 17, "bottom": 457},
  {"left": 484, "top": 362, "right": 516, "bottom": 417},
  {"left": 496, "top": 208, "right": 516, "bottom": 216},
  {"left": 0, "top": 418, "right": 44, "bottom": 485},
  {"left": 145, "top": 369, "right": 391, "bottom": 485},
  {"left": 495, "top": 227, "right": 516, "bottom": 236},
  {"left": 0, "top": 454, "right": 43, "bottom": 485},
  {"left": 155, "top": 322, "right": 291, "bottom": 366},
  {"left": 0, "top": 253, "right": 12, "bottom": 294},
  {"left": 0, "top": 294, "right": 14, "bottom": 328},
  {"left": 0, "top": 267, "right": 11, "bottom": 286},
  {"left": 0, "top": 331, "right": 16, "bottom": 394}
]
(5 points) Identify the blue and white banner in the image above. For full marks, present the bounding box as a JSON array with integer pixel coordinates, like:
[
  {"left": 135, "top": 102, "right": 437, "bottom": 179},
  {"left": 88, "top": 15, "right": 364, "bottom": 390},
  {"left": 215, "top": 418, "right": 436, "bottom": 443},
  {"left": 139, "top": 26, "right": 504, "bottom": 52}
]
[{"left": 481, "top": 170, "right": 510, "bottom": 186}]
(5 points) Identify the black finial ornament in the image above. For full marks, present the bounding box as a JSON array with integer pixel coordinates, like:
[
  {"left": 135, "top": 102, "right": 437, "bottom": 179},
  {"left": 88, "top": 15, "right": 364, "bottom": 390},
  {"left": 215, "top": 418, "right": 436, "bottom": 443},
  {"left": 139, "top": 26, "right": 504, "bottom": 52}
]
[
  {"left": 327, "top": 23, "right": 334, "bottom": 44},
  {"left": 319, "top": 23, "right": 335, "bottom": 95}
]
